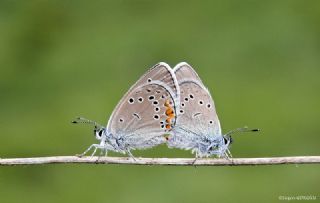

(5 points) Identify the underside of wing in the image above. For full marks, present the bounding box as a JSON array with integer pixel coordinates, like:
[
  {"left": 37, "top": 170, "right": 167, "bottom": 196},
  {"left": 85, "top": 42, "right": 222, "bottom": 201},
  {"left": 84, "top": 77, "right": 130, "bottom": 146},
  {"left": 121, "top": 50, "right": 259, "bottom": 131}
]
[
  {"left": 106, "top": 63, "right": 178, "bottom": 149},
  {"left": 173, "top": 62, "right": 205, "bottom": 86},
  {"left": 173, "top": 62, "right": 221, "bottom": 136}
]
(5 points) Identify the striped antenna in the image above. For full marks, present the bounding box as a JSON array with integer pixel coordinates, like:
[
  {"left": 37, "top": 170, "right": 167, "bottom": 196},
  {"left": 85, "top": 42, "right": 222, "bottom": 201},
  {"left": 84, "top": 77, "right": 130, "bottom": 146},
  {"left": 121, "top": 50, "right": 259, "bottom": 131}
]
[
  {"left": 225, "top": 126, "right": 260, "bottom": 137},
  {"left": 71, "top": 117, "right": 103, "bottom": 129}
]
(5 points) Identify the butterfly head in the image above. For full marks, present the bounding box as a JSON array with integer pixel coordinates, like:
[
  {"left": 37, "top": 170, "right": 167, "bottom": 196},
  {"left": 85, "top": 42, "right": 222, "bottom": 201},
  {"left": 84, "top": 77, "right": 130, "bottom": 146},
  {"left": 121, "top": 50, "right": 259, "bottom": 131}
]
[
  {"left": 72, "top": 117, "right": 108, "bottom": 141},
  {"left": 94, "top": 126, "right": 106, "bottom": 141},
  {"left": 223, "top": 135, "right": 233, "bottom": 145},
  {"left": 203, "top": 135, "right": 231, "bottom": 157},
  {"left": 207, "top": 127, "right": 259, "bottom": 157}
]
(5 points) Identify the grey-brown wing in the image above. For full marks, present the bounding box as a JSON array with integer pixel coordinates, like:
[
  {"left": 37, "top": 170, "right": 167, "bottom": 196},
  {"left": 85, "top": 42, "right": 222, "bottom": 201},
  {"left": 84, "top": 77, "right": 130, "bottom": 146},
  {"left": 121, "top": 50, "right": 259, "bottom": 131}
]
[
  {"left": 106, "top": 63, "right": 178, "bottom": 149},
  {"left": 174, "top": 62, "right": 205, "bottom": 86},
  {"left": 173, "top": 62, "right": 221, "bottom": 136}
]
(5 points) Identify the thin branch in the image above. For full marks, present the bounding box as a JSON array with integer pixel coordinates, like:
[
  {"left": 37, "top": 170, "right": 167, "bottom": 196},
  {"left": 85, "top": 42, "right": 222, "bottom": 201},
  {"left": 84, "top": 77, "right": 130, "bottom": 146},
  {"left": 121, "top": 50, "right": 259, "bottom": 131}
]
[{"left": 0, "top": 156, "right": 320, "bottom": 166}]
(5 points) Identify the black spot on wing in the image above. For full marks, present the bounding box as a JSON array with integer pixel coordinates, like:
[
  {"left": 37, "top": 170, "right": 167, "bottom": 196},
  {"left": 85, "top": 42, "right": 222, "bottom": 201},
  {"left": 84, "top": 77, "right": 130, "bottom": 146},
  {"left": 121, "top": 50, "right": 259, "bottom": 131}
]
[
  {"left": 133, "top": 113, "right": 140, "bottom": 119},
  {"left": 193, "top": 112, "right": 202, "bottom": 117}
]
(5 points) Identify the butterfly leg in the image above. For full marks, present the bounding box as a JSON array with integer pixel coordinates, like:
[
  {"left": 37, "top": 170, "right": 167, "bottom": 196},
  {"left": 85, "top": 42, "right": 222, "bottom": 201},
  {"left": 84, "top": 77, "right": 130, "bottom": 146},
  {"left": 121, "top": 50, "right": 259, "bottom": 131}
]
[
  {"left": 91, "top": 147, "right": 99, "bottom": 157},
  {"left": 220, "top": 149, "right": 232, "bottom": 160},
  {"left": 99, "top": 148, "right": 108, "bottom": 157},
  {"left": 94, "top": 147, "right": 105, "bottom": 162},
  {"left": 192, "top": 150, "right": 199, "bottom": 165},
  {"left": 226, "top": 149, "right": 233, "bottom": 159},
  {"left": 77, "top": 144, "right": 101, "bottom": 157},
  {"left": 126, "top": 149, "right": 136, "bottom": 161}
]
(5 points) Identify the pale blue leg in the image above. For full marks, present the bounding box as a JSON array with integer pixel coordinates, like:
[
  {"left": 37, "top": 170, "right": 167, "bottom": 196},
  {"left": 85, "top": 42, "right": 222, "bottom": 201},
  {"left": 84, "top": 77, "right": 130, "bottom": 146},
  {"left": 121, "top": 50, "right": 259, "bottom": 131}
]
[
  {"left": 91, "top": 146, "right": 99, "bottom": 157},
  {"left": 99, "top": 148, "right": 108, "bottom": 157},
  {"left": 91, "top": 145, "right": 109, "bottom": 157},
  {"left": 192, "top": 150, "right": 199, "bottom": 165},
  {"left": 77, "top": 144, "right": 100, "bottom": 157},
  {"left": 100, "top": 148, "right": 106, "bottom": 156},
  {"left": 226, "top": 149, "right": 232, "bottom": 158},
  {"left": 126, "top": 149, "right": 136, "bottom": 161}
]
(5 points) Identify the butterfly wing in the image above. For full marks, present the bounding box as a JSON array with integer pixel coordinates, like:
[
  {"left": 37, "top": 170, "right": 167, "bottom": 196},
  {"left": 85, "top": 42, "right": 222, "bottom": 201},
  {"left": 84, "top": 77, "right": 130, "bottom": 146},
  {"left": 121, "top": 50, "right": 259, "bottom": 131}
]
[
  {"left": 106, "top": 62, "right": 179, "bottom": 150},
  {"left": 168, "top": 62, "right": 222, "bottom": 150}
]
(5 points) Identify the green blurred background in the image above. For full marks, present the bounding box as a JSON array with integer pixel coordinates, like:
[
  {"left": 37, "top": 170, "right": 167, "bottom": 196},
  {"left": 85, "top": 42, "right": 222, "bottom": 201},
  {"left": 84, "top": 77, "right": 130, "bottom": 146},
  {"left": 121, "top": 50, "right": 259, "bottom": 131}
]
[{"left": 0, "top": 1, "right": 319, "bottom": 203}]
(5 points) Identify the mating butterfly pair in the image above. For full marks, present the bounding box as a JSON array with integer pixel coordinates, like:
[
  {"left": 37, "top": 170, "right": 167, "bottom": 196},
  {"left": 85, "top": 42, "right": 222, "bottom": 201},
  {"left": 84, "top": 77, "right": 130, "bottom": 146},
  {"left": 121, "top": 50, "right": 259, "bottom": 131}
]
[{"left": 73, "top": 62, "right": 258, "bottom": 159}]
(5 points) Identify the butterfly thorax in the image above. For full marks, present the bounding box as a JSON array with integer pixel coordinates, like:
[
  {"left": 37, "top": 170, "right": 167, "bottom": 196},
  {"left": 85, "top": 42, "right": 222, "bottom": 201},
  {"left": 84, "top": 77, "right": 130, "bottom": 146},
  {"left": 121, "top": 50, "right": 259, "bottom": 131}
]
[
  {"left": 93, "top": 126, "right": 123, "bottom": 153},
  {"left": 103, "top": 133, "right": 127, "bottom": 153}
]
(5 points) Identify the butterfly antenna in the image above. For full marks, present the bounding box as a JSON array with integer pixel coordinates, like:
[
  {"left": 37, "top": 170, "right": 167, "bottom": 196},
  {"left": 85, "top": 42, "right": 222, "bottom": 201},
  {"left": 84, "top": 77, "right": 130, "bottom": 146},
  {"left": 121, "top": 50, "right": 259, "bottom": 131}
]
[
  {"left": 71, "top": 117, "right": 103, "bottom": 129},
  {"left": 225, "top": 126, "right": 260, "bottom": 136}
]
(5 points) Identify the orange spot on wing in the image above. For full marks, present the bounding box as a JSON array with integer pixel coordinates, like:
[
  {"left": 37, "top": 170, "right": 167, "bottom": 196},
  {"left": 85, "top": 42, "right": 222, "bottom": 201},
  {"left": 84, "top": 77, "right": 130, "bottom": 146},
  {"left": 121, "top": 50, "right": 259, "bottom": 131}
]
[
  {"left": 164, "top": 100, "right": 170, "bottom": 107},
  {"left": 164, "top": 99, "right": 175, "bottom": 130},
  {"left": 165, "top": 108, "right": 174, "bottom": 116}
]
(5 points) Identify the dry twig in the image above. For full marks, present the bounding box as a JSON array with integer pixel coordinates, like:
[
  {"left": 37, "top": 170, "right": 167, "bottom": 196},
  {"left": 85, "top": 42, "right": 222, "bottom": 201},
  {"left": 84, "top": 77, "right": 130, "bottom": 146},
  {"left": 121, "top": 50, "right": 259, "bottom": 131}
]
[{"left": 0, "top": 156, "right": 320, "bottom": 166}]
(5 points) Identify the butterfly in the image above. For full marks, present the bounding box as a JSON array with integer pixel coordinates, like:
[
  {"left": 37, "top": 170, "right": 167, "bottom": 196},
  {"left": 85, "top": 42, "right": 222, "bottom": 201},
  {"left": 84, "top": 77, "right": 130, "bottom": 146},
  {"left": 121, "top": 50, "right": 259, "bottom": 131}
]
[
  {"left": 73, "top": 62, "right": 180, "bottom": 158},
  {"left": 167, "top": 62, "right": 259, "bottom": 158}
]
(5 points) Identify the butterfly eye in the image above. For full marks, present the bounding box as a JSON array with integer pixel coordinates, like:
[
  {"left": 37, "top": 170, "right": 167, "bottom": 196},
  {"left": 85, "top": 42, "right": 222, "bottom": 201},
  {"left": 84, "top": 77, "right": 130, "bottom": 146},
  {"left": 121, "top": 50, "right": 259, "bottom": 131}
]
[
  {"left": 95, "top": 129, "right": 104, "bottom": 140},
  {"left": 224, "top": 136, "right": 233, "bottom": 145},
  {"left": 223, "top": 137, "right": 233, "bottom": 145}
]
